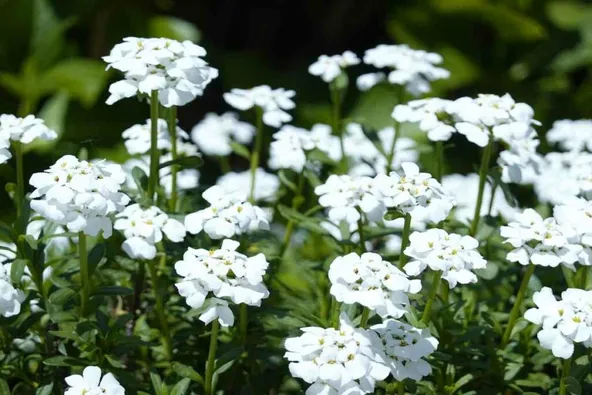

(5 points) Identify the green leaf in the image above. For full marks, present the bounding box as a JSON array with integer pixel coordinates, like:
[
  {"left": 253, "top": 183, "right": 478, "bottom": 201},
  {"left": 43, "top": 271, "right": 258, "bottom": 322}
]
[
  {"left": 451, "top": 374, "right": 474, "bottom": 393},
  {"left": 49, "top": 311, "right": 77, "bottom": 323},
  {"left": 30, "top": 0, "right": 75, "bottom": 69},
  {"left": 15, "top": 198, "right": 31, "bottom": 236},
  {"left": 0, "top": 379, "right": 9, "bottom": 395},
  {"left": 43, "top": 356, "right": 71, "bottom": 366},
  {"left": 35, "top": 383, "right": 54, "bottom": 395},
  {"left": 49, "top": 288, "right": 76, "bottom": 305},
  {"left": 230, "top": 141, "right": 251, "bottom": 159},
  {"left": 384, "top": 209, "right": 404, "bottom": 221},
  {"left": 563, "top": 376, "right": 582, "bottom": 395},
  {"left": 87, "top": 243, "right": 106, "bottom": 277},
  {"left": 170, "top": 379, "right": 191, "bottom": 395},
  {"left": 215, "top": 346, "right": 244, "bottom": 372},
  {"left": 547, "top": 1, "right": 592, "bottom": 30},
  {"left": 158, "top": 155, "right": 203, "bottom": 170},
  {"left": 10, "top": 259, "right": 28, "bottom": 284},
  {"left": 92, "top": 286, "right": 134, "bottom": 297},
  {"left": 277, "top": 205, "right": 330, "bottom": 236},
  {"left": 149, "top": 16, "right": 201, "bottom": 42},
  {"left": 132, "top": 166, "right": 148, "bottom": 194},
  {"left": 302, "top": 169, "right": 322, "bottom": 188},
  {"left": 307, "top": 148, "right": 337, "bottom": 165},
  {"left": 0, "top": 220, "right": 17, "bottom": 243},
  {"left": 278, "top": 170, "right": 298, "bottom": 193},
  {"left": 172, "top": 362, "right": 204, "bottom": 384},
  {"left": 150, "top": 372, "right": 168, "bottom": 395},
  {"left": 105, "top": 354, "right": 126, "bottom": 368}
]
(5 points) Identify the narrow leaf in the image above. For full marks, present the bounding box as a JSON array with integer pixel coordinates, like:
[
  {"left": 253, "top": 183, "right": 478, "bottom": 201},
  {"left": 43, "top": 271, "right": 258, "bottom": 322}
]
[{"left": 49, "top": 288, "right": 76, "bottom": 305}]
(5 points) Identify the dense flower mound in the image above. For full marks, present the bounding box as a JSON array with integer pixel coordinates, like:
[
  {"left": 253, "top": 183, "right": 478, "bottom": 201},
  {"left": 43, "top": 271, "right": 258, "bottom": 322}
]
[
  {"left": 547, "top": 119, "right": 592, "bottom": 152},
  {"left": 0, "top": 114, "right": 57, "bottom": 164},
  {"left": 284, "top": 313, "right": 390, "bottom": 395},
  {"left": 329, "top": 252, "right": 421, "bottom": 318},
  {"left": 404, "top": 229, "right": 487, "bottom": 288},
  {"left": 114, "top": 204, "right": 186, "bottom": 260},
  {"left": 357, "top": 44, "right": 450, "bottom": 95},
  {"left": 64, "top": 366, "right": 125, "bottom": 395},
  {"left": 525, "top": 287, "right": 592, "bottom": 359},
  {"left": 29, "top": 155, "right": 129, "bottom": 237},
  {"left": 103, "top": 37, "right": 218, "bottom": 107},
  {"left": 184, "top": 186, "right": 269, "bottom": 239},
  {"left": 370, "top": 319, "right": 438, "bottom": 381},
  {"left": 0, "top": 262, "right": 25, "bottom": 318},
  {"left": 122, "top": 118, "right": 188, "bottom": 155},
  {"left": 216, "top": 168, "right": 279, "bottom": 202},
  {"left": 308, "top": 51, "right": 360, "bottom": 83},
  {"left": 224, "top": 85, "right": 296, "bottom": 127},
  {"left": 191, "top": 112, "right": 255, "bottom": 156},
  {"left": 533, "top": 151, "right": 592, "bottom": 205},
  {"left": 174, "top": 239, "right": 269, "bottom": 326}
]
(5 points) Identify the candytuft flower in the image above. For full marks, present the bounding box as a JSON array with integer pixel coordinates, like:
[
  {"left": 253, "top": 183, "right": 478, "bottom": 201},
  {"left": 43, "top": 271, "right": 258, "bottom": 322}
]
[
  {"left": 191, "top": 112, "right": 255, "bottom": 156},
  {"left": 0, "top": 114, "right": 57, "bottom": 164},
  {"left": 65, "top": 366, "right": 125, "bottom": 395},
  {"left": 0, "top": 262, "right": 25, "bottom": 318},
  {"left": 122, "top": 118, "right": 188, "bottom": 155},
  {"left": 224, "top": 85, "right": 295, "bottom": 128},
  {"left": 308, "top": 51, "right": 360, "bottom": 83},
  {"left": 547, "top": 119, "right": 592, "bottom": 152},
  {"left": 216, "top": 168, "right": 279, "bottom": 202}
]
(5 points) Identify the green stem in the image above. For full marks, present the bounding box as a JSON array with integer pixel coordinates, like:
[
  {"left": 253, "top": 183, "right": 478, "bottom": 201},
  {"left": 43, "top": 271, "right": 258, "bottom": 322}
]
[
  {"left": 559, "top": 357, "right": 572, "bottom": 395},
  {"left": 398, "top": 213, "right": 412, "bottom": 267},
  {"left": 421, "top": 271, "right": 443, "bottom": 324},
  {"left": 14, "top": 141, "right": 24, "bottom": 214},
  {"left": 204, "top": 319, "right": 220, "bottom": 395},
  {"left": 218, "top": 156, "right": 231, "bottom": 174},
  {"left": 469, "top": 137, "right": 494, "bottom": 237},
  {"left": 434, "top": 141, "right": 444, "bottom": 182},
  {"left": 248, "top": 107, "right": 264, "bottom": 203},
  {"left": 239, "top": 303, "right": 248, "bottom": 345},
  {"left": 501, "top": 264, "right": 536, "bottom": 348},
  {"left": 167, "top": 106, "right": 178, "bottom": 212},
  {"left": 132, "top": 261, "right": 146, "bottom": 316},
  {"left": 357, "top": 214, "right": 366, "bottom": 253},
  {"left": 359, "top": 307, "right": 370, "bottom": 328},
  {"left": 147, "top": 91, "right": 160, "bottom": 204},
  {"left": 577, "top": 266, "right": 589, "bottom": 289},
  {"left": 386, "top": 121, "right": 400, "bottom": 173},
  {"left": 280, "top": 173, "right": 305, "bottom": 258},
  {"left": 398, "top": 382, "right": 405, "bottom": 395},
  {"left": 331, "top": 297, "right": 341, "bottom": 329},
  {"left": 147, "top": 258, "right": 173, "bottom": 360},
  {"left": 330, "top": 84, "right": 346, "bottom": 172},
  {"left": 487, "top": 177, "right": 499, "bottom": 216},
  {"left": 78, "top": 232, "right": 90, "bottom": 317}
]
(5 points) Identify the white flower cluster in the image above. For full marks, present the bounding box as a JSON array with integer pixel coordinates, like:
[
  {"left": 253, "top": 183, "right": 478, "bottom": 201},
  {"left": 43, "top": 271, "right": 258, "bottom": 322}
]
[
  {"left": 329, "top": 252, "right": 421, "bottom": 318},
  {"left": 547, "top": 119, "right": 592, "bottom": 152},
  {"left": 174, "top": 239, "right": 269, "bottom": 327},
  {"left": 29, "top": 155, "right": 129, "bottom": 237},
  {"left": 0, "top": 114, "right": 57, "bottom": 163},
  {"left": 191, "top": 112, "right": 255, "bottom": 156},
  {"left": 269, "top": 124, "right": 341, "bottom": 172},
  {"left": 370, "top": 319, "right": 439, "bottom": 381},
  {"left": 533, "top": 151, "right": 592, "bottom": 205},
  {"left": 184, "top": 186, "right": 269, "bottom": 239},
  {"left": 216, "top": 168, "right": 279, "bottom": 202},
  {"left": 122, "top": 118, "right": 188, "bottom": 155},
  {"left": 103, "top": 37, "right": 218, "bottom": 107},
  {"left": 224, "top": 85, "right": 296, "bottom": 128},
  {"left": 0, "top": 262, "right": 25, "bottom": 318},
  {"left": 114, "top": 204, "right": 186, "bottom": 260},
  {"left": 284, "top": 313, "right": 390, "bottom": 395},
  {"left": 315, "top": 174, "right": 379, "bottom": 224},
  {"left": 65, "top": 366, "right": 125, "bottom": 395},
  {"left": 525, "top": 287, "right": 592, "bottom": 359},
  {"left": 357, "top": 44, "right": 450, "bottom": 95},
  {"left": 404, "top": 229, "right": 487, "bottom": 288},
  {"left": 308, "top": 51, "right": 360, "bottom": 83}
]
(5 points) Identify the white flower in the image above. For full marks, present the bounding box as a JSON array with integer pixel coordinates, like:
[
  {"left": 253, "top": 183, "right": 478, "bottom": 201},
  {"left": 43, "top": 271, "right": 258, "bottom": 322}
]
[
  {"left": 26, "top": 219, "right": 71, "bottom": 254},
  {"left": 0, "top": 262, "right": 25, "bottom": 318},
  {"left": 284, "top": 313, "right": 390, "bottom": 394},
  {"left": 64, "top": 366, "right": 125, "bottom": 395},
  {"left": 0, "top": 114, "right": 57, "bottom": 145},
  {"left": 358, "top": 44, "right": 449, "bottom": 95},
  {"left": 199, "top": 297, "right": 235, "bottom": 327},
  {"left": 525, "top": 287, "right": 592, "bottom": 359},
  {"left": 122, "top": 118, "right": 188, "bottom": 155},
  {"left": 224, "top": 85, "right": 296, "bottom": 127},
  {"left": 114, "top": 204, "right": 185, "bottom": 260},
  {"left": 175, "top": 239, "right": 269, "bottom": 312},
  {"left": 309, "top": 51, "right": 360, "bottom": 83},
  {"left": 104, "top": 37, "right": 217, "bottom": 107},
  {"left": 547, "top": 119, "right": 592, "bottom": 152},
  {"left": 533, "top": 151, "right": 592, "bottom": 205},
  {"left": 329, "top": 252, "right": 421, "bottom": 318},
  {"left": 191, "top": 112, "right": 255, "bottom": 156},
  {"left": 216, "top": 168, "right": 279, "bottom": 202},
  {"left": 370, "top": 319, "right": 438, "bottom": 381},
  {"left": 356, "top": 72, "right": 386, "bottom": 91},
  {"left": 392, "top": 99, "right": 456, "bottom": 142},
  {"left": 404, "top": 229, "right": 487, "bottom": 288},
  {"left": 29, "top": 155, "right": 130, "bottom": 238},
  {"left": 184, "top": 186, "right": 269, "bottom": 239}
]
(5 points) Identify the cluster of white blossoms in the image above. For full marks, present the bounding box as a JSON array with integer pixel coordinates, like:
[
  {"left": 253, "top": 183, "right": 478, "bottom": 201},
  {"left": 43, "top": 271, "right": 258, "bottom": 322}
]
[
  {"left": 191, "top": 112, "right": 254, "bottom": 156},
  {"left": 224, "top": 85, "right": 296, "bottom": 128},
  {"left": 329, "top": 252, "right": 421, "bottom": 318},
  {"left": 404, "top": 229, "right": 487, "bottom": 288},
  {"left": 216, "top": 168, "right": 279, "bottom": 202},
  {"left": 284, "top": 313, "right": 391, "bottom": 395},
  {"left": 122, "top": 118, "right": 188, "bottom": 155},
  {"left": 269, "top": 124, "right": 341, "bottom": 172},
  {"left": 315, "top": 174, "right": 379, "bottom": 224},
  {"left": 357, "top": 44, "right": 450, "bottom": 95},
  {"left": 533, "top": 151, "right": 592, "bottom": 205},
  {"left": 524, "top": 287, "right": 592, "bottom": 359},
  {"left": 370, "top": 319, "right": 439, "bottom": 381},
  {"left": 29, "top": 155, "right": 129, "bottom": 237},
  {"left": 114, "top": 204, "right": 185, "bottom": 260},
  {"left": 308, "top": 51, "right": 360, "bottom": 83},
  {"left": 0, "top": 114, "right": 57, "bottom": 163},
  {"left": 547, "top": 119, "right": 592, "bottom": 152},
  {"left": 184, "top": 186, "right": 269, "bottom": 239},
  {"left": 174, "top": 239, "right": 269, "bottom": 327},
  {"left": 64, "top": 366, "right": 124, "bottom": 395},
  {"left": 0, "top": 261, "right": 25, "bottom": 318},
  {"left": 103, "top": 37, "right": 218, "bottom": 107}
]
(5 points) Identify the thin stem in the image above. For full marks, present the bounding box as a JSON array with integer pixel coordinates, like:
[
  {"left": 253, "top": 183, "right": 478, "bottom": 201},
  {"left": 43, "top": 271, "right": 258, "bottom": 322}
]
[
  {"left": 577, "top": 265, "right": 589, "bottom": 289},
  {"left": 218, "top": 156, "right": 231, "bottom": 174},
  {"left": 147, "top": 258, "right": 173, "bottom": 360},
  {"left": 398, "top": 213, "right": 412, "bottom": 268},
  {"left": 239, "top": 303, "right": 248, "bottom": 345},
  {"left": 78, "top": 232, "right": 90, "bottom": 317},
  {"left": 357, "top": 215, "right": 366, "bottom": 253},
  {"left": 248, "top": 107, "right": 264, "bottom": 203},
  {"left": 487, "top": 177, "right": 499, "bottom": 216},
  {"left": 469, "top": 137, "right": 494, "bottom": 236},
  {"left": 559, "top": 357, "right": 572, "bottom": 395},
  {"left": 331, "top": 297, "right": 341, "bottom": 329},
  {"left": 132, "top": 261, "right": 146, "bottom": 316},
  {"left": 398, "top": 382, "right": 405, "bottom": 395},
  {"left": 14, "top": 141, "right": 24, "bottom": 214},
  {"left": 204, "top": 320, "right": 220, "bottom": 395},
  {"left": 147, "top": 91, "right": 160, "bottom": 203},
  {"left": 434, "top": 141, "right": 444, "bottom": 182},
  {"left": 501, "top": 264, "right": 536, "bottom": 348},
  {"left": 421, "top": 271, "right": 443, "bottom": 324},
  {"left": 167, "top": 106, "right": 178, "bottom": 212},
  {"left": 280, "top": 173, "right": 305, "bottom": 258},
  {"left": 359, "top": 307, "right": 370, "bottom": 328},
  {"left": 386, "top": 121, "right": 400, "bottom": 173}
]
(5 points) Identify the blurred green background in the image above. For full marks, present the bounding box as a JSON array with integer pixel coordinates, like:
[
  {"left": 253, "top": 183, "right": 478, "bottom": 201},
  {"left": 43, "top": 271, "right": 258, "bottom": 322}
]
[{"left": 0, "top": 0, "right": 591, "bottom": 215}]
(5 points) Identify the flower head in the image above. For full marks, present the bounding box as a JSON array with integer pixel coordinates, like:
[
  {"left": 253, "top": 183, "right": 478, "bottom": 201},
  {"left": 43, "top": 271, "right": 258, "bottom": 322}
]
[
  {"left": 122, "top": 118, "right": 188, "bottom": 155},
  {"left": 216, "top": 168, "right": 279, "bottom": 202},
  {"left": 0, "top": 262, "right": 25, "bottom": 318},
  {"left": 65, "top": 366, "right": 124, "bottom": 395},
  {"left": 224, "top": 85, "right": 295, "bottom": 127},
  {"left": 309, "top": 51, "right": 360, "bottom": 83},
  {"left": 191, "top": 112, "right": 255, "bottom": 156},
  {"left": 547, "top": 119, "right": 592, "bottom": 152},
  {"left": 0, "top": 114, "right": 57, "bottom": 144}
]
